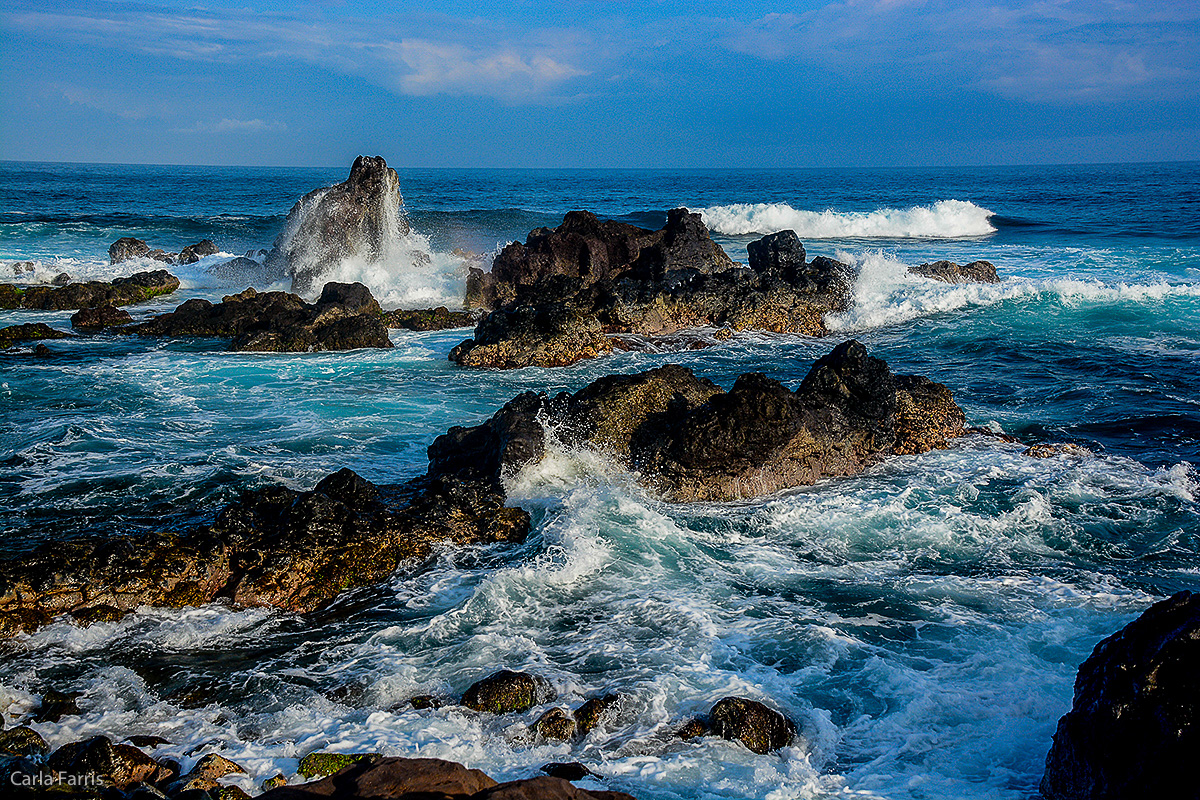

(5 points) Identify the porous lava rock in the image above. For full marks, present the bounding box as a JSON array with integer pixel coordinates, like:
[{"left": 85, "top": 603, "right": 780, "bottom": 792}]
[
  {"left": 1041, "top": 591, "right": 1200, "bottom": 800},
  {"left": 910, "top": 260, "right": 999, "bottom": 283}
]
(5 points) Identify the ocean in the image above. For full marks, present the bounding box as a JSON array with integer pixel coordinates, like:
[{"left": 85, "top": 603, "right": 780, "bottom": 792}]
[{"left": 1, "top": 160, "right": 1198, "bottom": 799}]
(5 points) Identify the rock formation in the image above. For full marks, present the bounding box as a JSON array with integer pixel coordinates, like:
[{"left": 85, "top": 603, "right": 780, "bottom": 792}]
[
  {"left": 0, "top": 323, "right": 71, "bottom": 349},
  {"left": 1041, "top": 591, "right": 1200, "bottom": 800},
  {"left": 910, "top": 260, "right": 999, "bottom": 283},
  {"left": 109, "top": 237, "right": 217, "bottom": 266},
  {"left": 0, "top": 270, "right": 180, "bottom": 310},
  {"left": 266, "top": 155, "right": 411, "bottom": 295},
  {"left": 452, "top": 219, "right": 853, "bottom": 369},
  {"left": 443, "top": 339, "right": 964, "bottom": 501},
  {"left": 133, "top": 281, "right": 392, "bottom": 352}
]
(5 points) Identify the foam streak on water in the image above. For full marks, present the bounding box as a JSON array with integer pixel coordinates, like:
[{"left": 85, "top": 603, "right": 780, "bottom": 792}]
[{"left": 695, "top": 200, "right": 996, "bottom": 238}]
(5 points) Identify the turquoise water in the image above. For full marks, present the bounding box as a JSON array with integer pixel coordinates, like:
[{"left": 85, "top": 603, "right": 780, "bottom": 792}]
[{"left": 0, "top": 161, "right": 1197, "bottom": 799}]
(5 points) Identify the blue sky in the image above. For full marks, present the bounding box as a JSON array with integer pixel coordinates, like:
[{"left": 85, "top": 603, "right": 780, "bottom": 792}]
[{"left": 2, "top": 0, "right": 1198, "bottom": 167}]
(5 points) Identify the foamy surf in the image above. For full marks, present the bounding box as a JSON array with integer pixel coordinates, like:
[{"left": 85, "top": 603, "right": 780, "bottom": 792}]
[
  {"left": 695, "top": 199, "right": 996, "bottom": 238},
  {"left": 824, "top": 250, "right": 1200, "bottom": 331}
]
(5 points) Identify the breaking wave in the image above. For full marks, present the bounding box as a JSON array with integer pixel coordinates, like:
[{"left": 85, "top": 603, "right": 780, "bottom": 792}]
[{"left": 696, "top": 200, "right": 996, "bottom": 238}]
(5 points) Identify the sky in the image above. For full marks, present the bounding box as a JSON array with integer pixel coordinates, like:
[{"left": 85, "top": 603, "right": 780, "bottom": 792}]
[{"left": 1, "top": 0, "right": 1198, "bottom": 168}]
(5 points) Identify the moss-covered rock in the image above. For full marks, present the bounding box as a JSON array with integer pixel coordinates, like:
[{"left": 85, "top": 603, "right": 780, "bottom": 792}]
[
  {"left": 708, "top": 697, "right": 796, "bottom": 754},
  {"left": 461, "top": 670, "right": 554, "bottom": 714},
  {"left": 532, "top": 708, "right": 576, "bottom": 741},
  {"left": 297, "top": 752, "right": 377, "bottom": 778},
  {"left": 574, "top": 694, "right": 622, "bottom": 737}
]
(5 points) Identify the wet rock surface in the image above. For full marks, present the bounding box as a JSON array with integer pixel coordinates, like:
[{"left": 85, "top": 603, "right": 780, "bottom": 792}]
[
  {"left": 0, "top": 438, "right": 530, "bottom": 635},
  {"left": 910, "top": 259, "right": 1000, "bottom": 283},
  {"left": 384, "top": 306, "right": 478, "bottom": 331},
  {"left": 0, "top": 270, "right": 180, "bottom": 311},
  {"left": 133, "top": 282, "right": 391, "bottom": 352},
  {"left": 71, "top": 303, "right": 133, "bottom": 329},
  {"left": 453, "top": 220, "right": 852, "bottom": 369},
  {"left": 266, "top": 155, "right": 410, "bottom": 295},
  {"left": 0, "top": 323, "right": 72, "bottom": 349},
  {"left": 443, "top": 339, "right": 965, "bottom": 502},
  {"left": 1041, "top": 591, "right": 1200, "bottom": 800},
  {"left": 462, "top": 670, "right": 555, "bottom": 714},
  {"left": 708, "top": 697, "right": 796, "bottom": 754}
]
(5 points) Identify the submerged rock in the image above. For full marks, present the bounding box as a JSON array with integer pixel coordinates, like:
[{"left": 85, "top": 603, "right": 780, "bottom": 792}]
[
  {"left": 1041, "top": 591, "right": 1200, "bottom": 800},
  {"left": 708, "top": 697, "right": 796, "bottom": 754},
  {"left": 910, "top": 259, "right": 999, "bottom": 283},
  {"left": 33, "top": 689, "right": 81, "bottom": 722},
  {"left": 133, "top": 282, "right": 391, "bottom": 352},
  {"left": 7, "top": 270, "right": 180, "bottom": 311},
  {"left": 574, "top": 694, "right": 622, "bottom": 737},
  {"left": 540, "top": 762, "right": 602, "bottom": 782},
  {"left": 453, "top": 222, "right": 852, "bottom": 369},
  {"left": 442, "top": 340, "right": 964, "bottom": 502},
  {"left": 266, "top": 155, "right": 411, "bottom": 295},
  {"left": 461, "top": 670, "right": 554, "bottom": 714}
]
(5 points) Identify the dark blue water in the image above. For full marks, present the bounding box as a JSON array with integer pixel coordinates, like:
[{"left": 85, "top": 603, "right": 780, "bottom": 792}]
[{"left": 0, "top": 160, "right": 1197, "bottom": 800}]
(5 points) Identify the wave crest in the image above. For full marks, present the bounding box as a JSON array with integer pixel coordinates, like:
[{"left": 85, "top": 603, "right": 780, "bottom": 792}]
[{"left": 695, "top": 199, "right": 996, "bottom": 238}]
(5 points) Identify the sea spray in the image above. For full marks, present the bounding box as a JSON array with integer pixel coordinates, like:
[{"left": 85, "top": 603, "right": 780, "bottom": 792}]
[{"left": 696, "top": 200, "right": 996, "bottom": 238}]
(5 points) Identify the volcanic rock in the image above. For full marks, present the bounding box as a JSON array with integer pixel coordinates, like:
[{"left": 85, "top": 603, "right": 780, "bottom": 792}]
[
  {"left": 910, "top": 260, "right": 999, "bottom": 283},
  {"left": 71, "top": 303, "right": 133, "bottom": 329},
  {"left": 444, "top": 340, "right": 964, "bottom": 502},
  {"left": 453, "top": 224, "right": 852, "bottom": 369},
  {"left": 133, "top": 282, "right": 391, "bottom": 352},
  {"left": 109, "top": 237, "right": 152, "bottom": 264},
  {"left": 461, "top": 670, "right": 554, "bottom": 714},
  {"left": 384, "top": 306, "right": 477, "bottom": 331},
  {"left": 178, "top": 240, "right": 219, "bottom": 265},
  {"left": 532, "top": 708, "right": 577, "bottom": 741},
  {"left": 266, "top": 155, "right": 411, "bottom": 295},
  {"left": 708, "top": 697, "right": 796, "bottom": 754},
  {"left": 0, "top": 437, "right": 530, "bottom": 635},
  {"left": 1041, "top": 591, "right": 1200, "bottom": 800},
  {"left": 46, "top": 736, "right": 161, "bottom": 790},
  {"left": 10, "top": 270, "right": 179, "bottom": 311},
  {"left": 574, "top": 694, "right": 622, "bottom": 736},
  {"left": 0, "top": 323, "right": 72, "bottom": 349},
  {"left": 33, "top": 689, "right": 81, "bottom": 722},
  {"left": 0, "top": 727, "right": 49, "bottom": 758}
]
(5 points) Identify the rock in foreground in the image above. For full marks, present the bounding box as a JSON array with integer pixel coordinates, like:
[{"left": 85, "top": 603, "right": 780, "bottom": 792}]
[
  {"left": 1041, "top": 591, "right": 1200, "bottom": 800},
  {"left": 441, "top": 339, "right": 964, "bottom": 501},
  {"left": 261, "top": 756, "right": 635, "bottom": 800},
  {"left": 266, "top": 155, "right": 411, "bottom": 295},
  {"left": 134, "top": 281, "right": 392, "bottom": 352}
]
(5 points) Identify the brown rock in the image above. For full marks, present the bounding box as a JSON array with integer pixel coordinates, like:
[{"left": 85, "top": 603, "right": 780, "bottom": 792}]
[
  {"left": 260, "top": 756, "right": 497, "bottom": 799},
  {"left": 462, "top": 670, "right": 554, "bottom": 714},
  {"left": 71, "top": 304, "right": 133, "bottom": 330},
  {"left": 708, "top": 697, "right": 796, "bottom": 754},
  {"left": 910, "top": 259, "right": 999, "bottom": 283},
  {"left": 532, "top": 708, "right": 577, "bottom": 741}
]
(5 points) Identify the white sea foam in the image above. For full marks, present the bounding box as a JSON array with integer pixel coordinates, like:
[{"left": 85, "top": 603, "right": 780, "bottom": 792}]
[
  {"left": 695, "top": 200, "right": 996, "bottom": 238},
  {"left": 825, "top": 250, "right": 1200, "bottom": 331}
]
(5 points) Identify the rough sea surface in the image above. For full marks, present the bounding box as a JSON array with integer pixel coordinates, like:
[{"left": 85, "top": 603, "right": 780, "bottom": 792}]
[{"left": 1, "top": 161, "right": 1198, "bottom": 799}]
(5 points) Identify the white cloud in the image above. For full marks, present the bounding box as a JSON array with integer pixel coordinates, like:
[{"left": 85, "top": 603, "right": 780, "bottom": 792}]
[{"left": 389, "top": 39, "right": 589, "bottom": 98}]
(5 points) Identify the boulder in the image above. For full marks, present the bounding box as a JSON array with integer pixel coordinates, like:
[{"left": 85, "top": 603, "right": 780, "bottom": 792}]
[
  {"left": 532, "top": 708, "right": 577, "bottom": 741},
  {"left": 207, "top": 256, "right": 278, "bottom": 284},
  {"left": 15, "top": 270, "right": 180, "bottom": 310},
  {"left": 910, "top": 260, "right": 999, "bottom": 283},
  {"left": 452, "top": 226, "right": 852, "bottom": 369},
  {"left": 51, "top": 272, "right": 71, "bottom": 286},
  {"left": 0, "top": 727, "right": 49, "bottom": 757},
  {"left": 133, "top": 282, "right": 392, "bottom": 352},
  {"left": 266, "top": 155, "right": 411, "bottom": 295},
  {"left": 71, "top": 303, "right": 133, "bottom": 330},
  {"left": 1041, "top": 591, "right": 1200, "bottom": 800},
  {"left": 262, "top": 756, "right": 497, "bottom": 799},
  {"left": 109, "top": 237, "right": 152, "bottom": 264},
  {"left": 46, "top": 735, "right": 161, "bottom": 789},
  {"left": 10, "top": 261, "right": 35, "bottom": 275},
  {"left": 574, "top": 694, "right": 621, "bottom": 736},
  {"left": 462, "top": 670, "right": 554, "bottom": 714},
  {"left": 178, "top": 240, "right": 219, "bottom": 265},
  {"left": 540, "top": 763, "right": 601, "bottom": 782},
  {"left": 298, "top": 752, "right": 374, "bottom": 779},
  {"left": 708, "top": 697, "right": 796, "bottom": 754},
  {"left": 0, "top": 323, "right": 71, "bottom": 349}
]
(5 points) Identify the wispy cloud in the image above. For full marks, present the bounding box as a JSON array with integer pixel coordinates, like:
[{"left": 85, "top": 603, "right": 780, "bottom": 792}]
[
  {"left": 171, "top": 118, "right": 288, "bottom": 134},
  {"left": 389, "top": 39, "right": 589, "bottom": 98}
]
